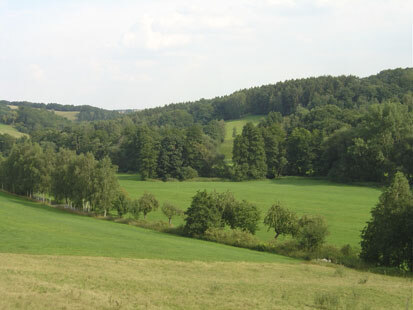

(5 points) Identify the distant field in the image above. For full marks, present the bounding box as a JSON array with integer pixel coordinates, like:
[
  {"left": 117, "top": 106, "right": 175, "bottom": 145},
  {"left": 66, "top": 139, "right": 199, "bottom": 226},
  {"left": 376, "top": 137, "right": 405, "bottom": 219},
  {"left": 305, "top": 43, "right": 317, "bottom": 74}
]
[
  {"left": 118, "top": 175, "right": 381, "bottom": 247},
  {"left": 6, "top": 104, "right": 19, "bottom": 110},
  {"left": 52, "top": 110, "right": 79, "bottom": 121},
  {"left": 219, "top": 115, "right": 264, "bottom": 162},
  {"left": 0, "top": 191, "right": 292, "bottom": 263},
  {"left": 0, "top": 123, "right": 27, "bottom": 138},
  {"left": 0, "top": 253, "right": 410, "bottom": 310}
]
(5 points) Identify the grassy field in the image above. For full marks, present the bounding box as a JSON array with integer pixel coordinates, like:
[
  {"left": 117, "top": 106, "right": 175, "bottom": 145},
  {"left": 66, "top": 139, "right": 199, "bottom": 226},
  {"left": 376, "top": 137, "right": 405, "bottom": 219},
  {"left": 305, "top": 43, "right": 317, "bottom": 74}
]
[
  {"left": 0, "top": 123, "right": 28, "bottom": 138},
  {"left": 118, "top": 175, "right": 381, "bottom": 247},
  {"left": 53, "top": 110, "right": 79, "bottom": 121},
  {"left": 0, "top": 190, "right": 293, "bottom": 263},
  {"left": 0, "top": 253, "right": 411, "bottom": 309},
  {"left": 219, "top": 115, "right": 264, "bottom": 162}
]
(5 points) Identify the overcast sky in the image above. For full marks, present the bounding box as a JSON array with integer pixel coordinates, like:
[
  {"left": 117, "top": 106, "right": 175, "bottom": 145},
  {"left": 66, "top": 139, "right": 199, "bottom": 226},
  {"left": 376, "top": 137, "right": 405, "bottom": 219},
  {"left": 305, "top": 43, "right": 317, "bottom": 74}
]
[{"left": 0, "top": 0, "right": 411, "bottom": 110}]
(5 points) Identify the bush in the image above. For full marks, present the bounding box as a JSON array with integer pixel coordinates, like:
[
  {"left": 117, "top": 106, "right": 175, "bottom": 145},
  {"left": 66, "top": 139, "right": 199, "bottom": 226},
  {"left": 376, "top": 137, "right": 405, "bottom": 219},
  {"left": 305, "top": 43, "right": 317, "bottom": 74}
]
[
  {"left": 181, "top": 166, "right": 198, "bottom": 180},
  {"left": 223, "top": 199, "right": 260, "bottom": 234},
  {"left": 204, "top": 228, "right": 261, "bottom": 249},
  {"left": 297, "top": 215, "right": 329, "bottom": 250},
  {"left": 184, "top": 190, "right": 225, "bottom": 237}
]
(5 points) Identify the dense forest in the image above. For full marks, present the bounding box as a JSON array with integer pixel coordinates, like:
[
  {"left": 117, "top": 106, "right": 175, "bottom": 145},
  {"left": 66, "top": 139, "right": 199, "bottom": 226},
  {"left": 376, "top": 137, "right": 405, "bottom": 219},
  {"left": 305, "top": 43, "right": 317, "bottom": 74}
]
[{"left": 0, "top": 68, "right": 412, "bottom": 183}]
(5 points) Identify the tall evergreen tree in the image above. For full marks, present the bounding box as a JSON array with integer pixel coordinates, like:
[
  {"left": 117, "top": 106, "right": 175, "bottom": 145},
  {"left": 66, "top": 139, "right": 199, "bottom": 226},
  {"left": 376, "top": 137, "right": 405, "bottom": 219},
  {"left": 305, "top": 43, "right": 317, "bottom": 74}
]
[{"left": 232, "top": 122, "right": 266, "bottom": 180}]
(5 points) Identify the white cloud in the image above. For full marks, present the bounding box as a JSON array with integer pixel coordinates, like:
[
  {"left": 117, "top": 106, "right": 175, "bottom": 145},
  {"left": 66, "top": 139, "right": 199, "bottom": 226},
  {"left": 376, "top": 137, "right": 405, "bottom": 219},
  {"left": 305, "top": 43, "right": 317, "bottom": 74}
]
[
  {"left": 0, "top": 0, "right": 410, "bottom": 109},
  {"left": 29, "top": 64, "right": 45, "bottom": 81}
]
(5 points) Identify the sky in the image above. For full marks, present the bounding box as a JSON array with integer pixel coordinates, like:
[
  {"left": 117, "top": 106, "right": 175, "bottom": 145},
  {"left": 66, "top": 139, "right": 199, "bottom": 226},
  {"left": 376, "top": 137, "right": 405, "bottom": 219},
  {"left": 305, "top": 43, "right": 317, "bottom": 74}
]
[{"left": 0, "top": 0, "right": 411, "bottom": 110}]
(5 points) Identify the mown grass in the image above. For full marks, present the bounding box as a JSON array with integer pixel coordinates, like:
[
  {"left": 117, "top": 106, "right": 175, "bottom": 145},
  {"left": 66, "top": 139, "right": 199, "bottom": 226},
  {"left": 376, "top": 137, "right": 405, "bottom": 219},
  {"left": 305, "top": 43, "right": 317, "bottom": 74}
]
[
  {"left": 53, "top": 110, "right": 79, "bottom": 121},
  {"left": 0, "top": 253, "right": 411, "bottom": 310},
  {"left": 118, "top": 175, "right": 381, "bottom": 247},
  {"left": 0, "top": 123, "right": 28, "bottom": 138},
  {"left": 218, "top": 115, "right": 264, "bottom": 162},
  {"left": 0, "top": 191, "right": 293, "bottom": 263}
]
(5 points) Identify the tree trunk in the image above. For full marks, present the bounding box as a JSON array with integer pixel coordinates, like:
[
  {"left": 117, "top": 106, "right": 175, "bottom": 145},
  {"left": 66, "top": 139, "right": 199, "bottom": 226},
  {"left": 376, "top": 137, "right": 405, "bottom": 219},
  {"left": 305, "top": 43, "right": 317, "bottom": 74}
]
[
  {"left": 104, "top": 209, "right": 107, "bottom": 217},
  {"left": 169, "top": 218, "right": 172, "bottom": 226},
  {"left": 274, "top": 232, "right": 280, "bottom": 239}
]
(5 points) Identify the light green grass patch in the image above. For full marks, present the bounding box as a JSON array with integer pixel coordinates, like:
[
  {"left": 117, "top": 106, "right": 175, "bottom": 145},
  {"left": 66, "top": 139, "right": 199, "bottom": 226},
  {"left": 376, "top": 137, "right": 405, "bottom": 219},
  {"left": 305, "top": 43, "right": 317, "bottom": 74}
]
[
  {"left": 53, "top": 110, "right": 79, "bottom": 121},
  {"left": 219, "top": 115, "right": 264, "bottom": 162},
  {"left": 0, "top": 123, "right": 28, "bottom": 138},
  {"left": 118, "top": 175, "right": 381, "bottom": 247}
]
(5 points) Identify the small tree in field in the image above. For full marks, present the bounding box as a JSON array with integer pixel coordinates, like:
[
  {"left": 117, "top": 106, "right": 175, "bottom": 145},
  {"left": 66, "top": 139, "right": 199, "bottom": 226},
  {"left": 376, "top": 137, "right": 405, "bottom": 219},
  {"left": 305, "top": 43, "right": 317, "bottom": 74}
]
[
  {"left": 161, "top": 202, "right": 184, "bottom": 225},
  {"left": 296, "top": 215, "right": 329, "bottom": 250},
  {"left": 113, "top": 189, "right": 131, "bottom": 217},
  {"left": 264, "top": 203, "right": 298, "bottom": 239},
  {"left": 130, "top": 199, "right": 141, "bottom": 219},
  {"left": 138, "top": 192, "right": 159, "bottom": 219}
]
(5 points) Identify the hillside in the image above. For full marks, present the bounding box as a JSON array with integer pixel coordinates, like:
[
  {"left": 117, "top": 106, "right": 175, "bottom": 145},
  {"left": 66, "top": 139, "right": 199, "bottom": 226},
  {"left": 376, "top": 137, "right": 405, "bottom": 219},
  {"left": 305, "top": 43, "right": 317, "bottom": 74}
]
[
  {"left": 0, "top": 191, "right": 292, "bottom": 262},
  {"left": 118, "top": 175, "right": 381, "bottom": 247}
]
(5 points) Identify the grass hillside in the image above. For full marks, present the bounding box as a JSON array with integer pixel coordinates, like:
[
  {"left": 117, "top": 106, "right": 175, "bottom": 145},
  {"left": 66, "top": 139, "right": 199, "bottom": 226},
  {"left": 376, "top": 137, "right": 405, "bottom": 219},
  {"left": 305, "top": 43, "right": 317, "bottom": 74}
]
[
  {"left": 1, "top": 253, "right": 411, "bottom": 310},
  {"left": 0, "top": 123, "right": 27, "bottom": 138},
  {"left": 219, "top": 115, "right": 264, "bottom": 162},
  {"left": 0, "top": 191, "right": 292, "bottom": 263},
  {"left": 118, "top": 175, "right": 381, "bottom": 247}
]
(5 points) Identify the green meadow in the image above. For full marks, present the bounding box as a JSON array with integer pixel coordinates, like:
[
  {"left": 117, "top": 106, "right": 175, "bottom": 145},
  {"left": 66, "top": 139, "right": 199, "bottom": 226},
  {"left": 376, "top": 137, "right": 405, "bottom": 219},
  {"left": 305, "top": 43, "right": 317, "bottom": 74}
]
[
  {"left": 118, "top": 175, "right": 381, "bottom": 247},
  {"left": 0, "top": 190, "right": 292, "bottom": 263},
  {"left": 218, "top": 115, "right": 264, "bottom": 162}
]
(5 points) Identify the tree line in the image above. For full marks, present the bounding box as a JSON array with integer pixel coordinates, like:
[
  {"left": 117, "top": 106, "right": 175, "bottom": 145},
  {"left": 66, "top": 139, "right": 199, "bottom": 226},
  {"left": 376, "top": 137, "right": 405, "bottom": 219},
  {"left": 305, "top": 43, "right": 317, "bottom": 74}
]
[{"left": 232, "top": 100, "right": 413, "bottom": 183}]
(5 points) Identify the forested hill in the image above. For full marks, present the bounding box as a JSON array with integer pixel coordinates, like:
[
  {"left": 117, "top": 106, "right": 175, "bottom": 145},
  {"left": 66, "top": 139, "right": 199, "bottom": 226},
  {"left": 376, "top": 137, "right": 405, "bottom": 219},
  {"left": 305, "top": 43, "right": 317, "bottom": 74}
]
[
  {"left": 0, "top": 67, "right": 412, "bottom": 184},
  {"left": 128, "top": 67, "right": 413, "bottom": 124}
]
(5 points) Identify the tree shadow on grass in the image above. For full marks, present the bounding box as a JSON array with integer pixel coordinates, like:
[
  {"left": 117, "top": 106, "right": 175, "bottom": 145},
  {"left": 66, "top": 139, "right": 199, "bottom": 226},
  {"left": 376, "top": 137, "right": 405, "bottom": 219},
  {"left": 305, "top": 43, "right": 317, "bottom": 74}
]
[
  {"left": 0, "top": 191, "right": 86, "bottom": 218},
  {"left": 117, "top": 174, "right": 142, "bottom": 182},
  {"left": 268, "top": 176, "right": 381, "bottom": 189}
]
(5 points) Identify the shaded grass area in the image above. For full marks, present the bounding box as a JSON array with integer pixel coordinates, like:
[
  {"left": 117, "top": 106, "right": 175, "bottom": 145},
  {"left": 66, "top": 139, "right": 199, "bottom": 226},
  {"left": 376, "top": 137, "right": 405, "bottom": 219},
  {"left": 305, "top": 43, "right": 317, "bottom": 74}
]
[
  {"left": 0, "top": 253, "right": 411, "bottom": 310},
  {"left": 0, "top": 123, "right": 28, "bottom": 138},
  {"left": 0, "top": 191, "right": 293, "bottom": 263},
  {"left": 118, "top": 176, "right": 381, "bottom": 247},
  {"left": 218, "top": 115, "right": 264, "bottom": 162}
]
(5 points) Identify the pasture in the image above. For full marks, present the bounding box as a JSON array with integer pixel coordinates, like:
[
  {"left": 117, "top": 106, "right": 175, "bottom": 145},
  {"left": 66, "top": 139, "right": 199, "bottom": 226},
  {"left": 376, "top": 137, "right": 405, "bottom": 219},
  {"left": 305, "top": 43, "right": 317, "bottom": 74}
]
[{"left": 118, "top": 175, "right": 381, "bottom": 247}]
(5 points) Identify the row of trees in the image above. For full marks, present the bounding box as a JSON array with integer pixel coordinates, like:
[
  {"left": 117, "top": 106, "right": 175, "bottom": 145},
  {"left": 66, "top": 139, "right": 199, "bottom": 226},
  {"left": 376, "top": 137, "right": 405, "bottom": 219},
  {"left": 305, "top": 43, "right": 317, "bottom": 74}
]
[{"left": 0, "top": 141, "right": 118, "bottom": 215}]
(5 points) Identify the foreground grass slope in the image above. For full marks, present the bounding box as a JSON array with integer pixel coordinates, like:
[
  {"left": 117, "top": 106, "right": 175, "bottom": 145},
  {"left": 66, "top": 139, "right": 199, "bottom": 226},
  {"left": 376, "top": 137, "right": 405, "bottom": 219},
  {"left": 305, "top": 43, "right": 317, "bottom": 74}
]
[
  {"left": 0, "top": 253, "right": 411, "bottom": 310},
  {"left": 0, "top": 191, "right": 292, "bottom": 262},
  {"left": 119, "top": 176, "right": 381, "bottom": 247},
  {"left": 219, "top": 115, "right": 264, "bottom": 162}
]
